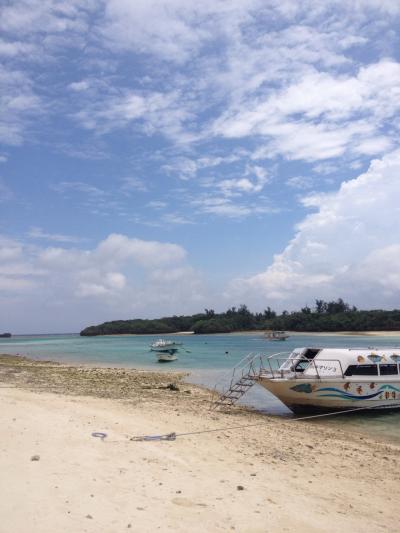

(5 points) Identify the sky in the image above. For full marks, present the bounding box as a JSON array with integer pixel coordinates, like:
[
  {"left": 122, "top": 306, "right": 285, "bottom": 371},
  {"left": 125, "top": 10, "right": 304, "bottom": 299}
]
[{"left": 1, "top": 0, "right": 400, "bottom": 333}]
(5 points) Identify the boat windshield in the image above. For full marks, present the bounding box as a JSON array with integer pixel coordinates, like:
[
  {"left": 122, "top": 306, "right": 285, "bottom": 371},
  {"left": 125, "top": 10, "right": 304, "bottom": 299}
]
[
  {"left": 293, "top": 348, "right": 321, "bottom": 372},
  {"left": 278, "top": 348, "right": 321, "bottom": 373}
]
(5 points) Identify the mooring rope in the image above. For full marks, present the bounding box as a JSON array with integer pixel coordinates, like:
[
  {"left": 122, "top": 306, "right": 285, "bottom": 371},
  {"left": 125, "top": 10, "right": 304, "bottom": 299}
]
[{"left": 128, "top": 402, "right": 400, "bottom": 442}]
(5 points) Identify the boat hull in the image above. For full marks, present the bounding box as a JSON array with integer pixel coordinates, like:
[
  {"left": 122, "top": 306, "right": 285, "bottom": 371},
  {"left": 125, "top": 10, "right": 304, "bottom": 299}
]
[
  {"left": 156, "top": 353, "right": 178, "bottom": 362},
  {"left": 257, "top": 377, "right": 400, "bottom": 413},
  {"left": 157, "top": 353, "right": 178, "bottom": 363}
]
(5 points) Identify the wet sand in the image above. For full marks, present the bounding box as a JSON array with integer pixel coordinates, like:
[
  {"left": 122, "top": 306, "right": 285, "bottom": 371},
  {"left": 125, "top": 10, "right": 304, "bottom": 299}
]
[{"left": 0, "top": 354, "right": 398, "bottom": 532}]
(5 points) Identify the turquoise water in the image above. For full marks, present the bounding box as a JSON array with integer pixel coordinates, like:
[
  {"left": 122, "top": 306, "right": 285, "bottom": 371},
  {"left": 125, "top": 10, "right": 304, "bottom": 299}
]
[
  {"left": 3, "top": 332, "right": 400, "bottom": 369},
  {"left": 1, "top": 332, "right": 400, "bottom": 442}
]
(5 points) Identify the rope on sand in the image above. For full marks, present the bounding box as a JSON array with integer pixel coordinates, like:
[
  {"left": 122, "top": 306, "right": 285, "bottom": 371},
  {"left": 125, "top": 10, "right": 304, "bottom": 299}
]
[
  {"left": 128, "top": 403, "right": 400, "bottom": 442},
  {"left": 130, "top": 432, "right": 177, "bottom": 442}
]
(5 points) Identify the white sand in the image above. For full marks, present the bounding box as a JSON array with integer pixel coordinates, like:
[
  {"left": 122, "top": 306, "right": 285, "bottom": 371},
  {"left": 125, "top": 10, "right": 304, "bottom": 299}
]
[{"left": 1, "top": 385, "right": 398, "bottom": 533}]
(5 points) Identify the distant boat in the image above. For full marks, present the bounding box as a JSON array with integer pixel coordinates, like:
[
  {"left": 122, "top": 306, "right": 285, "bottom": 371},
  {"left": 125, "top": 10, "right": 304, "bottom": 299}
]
[
  {"left": 156, "top": 349, "right": 178, "bottom": 363},
  {"left": 150, "top": 339, "right": 183, "bottom": 352},
  {"left": 0, "top": 332, "right": 11, "bottom": 338},
  {"left": 264, "top": 330, "right": 289, "bottom": 341}
]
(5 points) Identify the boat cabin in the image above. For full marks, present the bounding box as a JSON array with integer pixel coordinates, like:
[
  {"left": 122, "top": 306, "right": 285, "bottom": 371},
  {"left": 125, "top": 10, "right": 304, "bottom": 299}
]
[{"left": 275, "top": 347, "right": 400, "bottom": 379}]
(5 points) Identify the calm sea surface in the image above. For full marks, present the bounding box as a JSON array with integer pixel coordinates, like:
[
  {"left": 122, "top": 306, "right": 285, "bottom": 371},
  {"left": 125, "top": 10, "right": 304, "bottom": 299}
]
[{"left": 1, "top": 332, "right": 400, "bottom": 442}]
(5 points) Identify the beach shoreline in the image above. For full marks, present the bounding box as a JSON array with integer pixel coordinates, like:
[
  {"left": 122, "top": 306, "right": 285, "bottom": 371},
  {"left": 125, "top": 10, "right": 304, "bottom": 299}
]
[{"left": 0, "top": 354, "right": 399, "bottom": 532}]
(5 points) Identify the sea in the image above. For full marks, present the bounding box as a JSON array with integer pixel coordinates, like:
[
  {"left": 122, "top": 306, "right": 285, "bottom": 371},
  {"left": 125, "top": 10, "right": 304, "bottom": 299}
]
[{"left": 1, "top": 332, "right": 400, "bottom": 443}]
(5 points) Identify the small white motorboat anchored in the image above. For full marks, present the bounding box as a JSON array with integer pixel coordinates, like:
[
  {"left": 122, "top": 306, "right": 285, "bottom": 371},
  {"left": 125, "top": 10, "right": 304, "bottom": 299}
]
[
  {"left": 150, "top": 339, "right": 183, "bottom": 352},
  {"left": 264, "top": 330, "right": 289, "bottom": 341},
  {"left": 156, "top": 350, "right": 178, "bottom": 363},
  {"left": 150, "top": 339, "right": 183, "bottom": 363}
]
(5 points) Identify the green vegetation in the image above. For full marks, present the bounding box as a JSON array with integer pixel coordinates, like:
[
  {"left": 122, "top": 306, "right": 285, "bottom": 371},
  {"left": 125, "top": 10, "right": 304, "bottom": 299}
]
[{"left": 80, "top": 299, "right": 400, "bottom": 335}]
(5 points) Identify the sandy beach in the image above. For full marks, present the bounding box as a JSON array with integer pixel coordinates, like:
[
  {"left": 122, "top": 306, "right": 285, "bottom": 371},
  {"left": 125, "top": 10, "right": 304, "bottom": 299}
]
[{"left": 0, "top": 354, "right": 399, "bottom": 532}]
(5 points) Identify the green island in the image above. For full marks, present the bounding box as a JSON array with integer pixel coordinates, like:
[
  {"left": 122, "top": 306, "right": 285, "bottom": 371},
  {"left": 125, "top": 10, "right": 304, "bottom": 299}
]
[{"left": 80, "top": 299, "right": 400, "bottom": 336}]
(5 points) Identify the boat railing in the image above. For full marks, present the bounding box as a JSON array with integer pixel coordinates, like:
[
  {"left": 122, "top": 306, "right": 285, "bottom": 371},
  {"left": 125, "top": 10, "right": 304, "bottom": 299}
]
[
  {"left": 211, "top": 352, "right": 258, "bottom": 392},
  {"left": 210, "top": 351, "right": 290, "bottom": 401},
  {"left": 210, "top": 351, "right": 291, "bottom": 406}
]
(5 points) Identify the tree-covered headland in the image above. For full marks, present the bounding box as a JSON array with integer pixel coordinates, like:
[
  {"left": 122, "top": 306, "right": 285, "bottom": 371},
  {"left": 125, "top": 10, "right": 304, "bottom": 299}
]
[{"left": 80, "top": 299, "right": 400, "bottom": 336}]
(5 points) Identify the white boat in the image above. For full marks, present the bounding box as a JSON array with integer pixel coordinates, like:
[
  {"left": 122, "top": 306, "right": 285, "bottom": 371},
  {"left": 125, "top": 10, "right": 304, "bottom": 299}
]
[
  {"left": 256, "top": 347, "right": 400, "bottom": 413},
  {"left": 264, "top": 330, "right": 289, "bottom": 341},
  {"left": 156, "top": 351, "right": 178, "bottom": 363},
  {"left": 150, "top": 339, "right": 182, "bottom": 352}
]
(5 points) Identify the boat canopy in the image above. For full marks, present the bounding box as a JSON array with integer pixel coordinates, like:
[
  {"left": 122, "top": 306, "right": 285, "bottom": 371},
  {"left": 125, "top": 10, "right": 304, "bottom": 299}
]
[{"left": 278, "top": 347, "right": 400, "bottom": 378}]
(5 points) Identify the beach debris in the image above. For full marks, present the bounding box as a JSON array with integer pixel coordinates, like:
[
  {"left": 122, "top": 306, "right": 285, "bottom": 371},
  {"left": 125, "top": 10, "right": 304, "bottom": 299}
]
[
  {"left": 86, "top": 514, "right": 93, "bottom": 519},
  {"left": 237, "top": 485, "right": 245, "bottom": 491},
  {"left": 166, "top": 383, "right": 180, "bottom": 391},
  {"left": 91, "top": 432, "right": 107, "bottom": 441},
  {"left": 30, "top": 454, "right": 40, "bottom": 461}
]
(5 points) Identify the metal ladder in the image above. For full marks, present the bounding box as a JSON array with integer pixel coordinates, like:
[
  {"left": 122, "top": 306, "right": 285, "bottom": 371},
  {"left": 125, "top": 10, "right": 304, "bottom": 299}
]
[{"left": 211, "top": 353, "right": 266, "bottom": 409}]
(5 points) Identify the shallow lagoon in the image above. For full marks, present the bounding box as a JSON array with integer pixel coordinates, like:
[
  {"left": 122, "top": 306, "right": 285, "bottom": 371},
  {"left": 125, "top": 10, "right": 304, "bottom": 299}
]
[{"left": 2, "top": 332, "right": 400, "bottom": 442}]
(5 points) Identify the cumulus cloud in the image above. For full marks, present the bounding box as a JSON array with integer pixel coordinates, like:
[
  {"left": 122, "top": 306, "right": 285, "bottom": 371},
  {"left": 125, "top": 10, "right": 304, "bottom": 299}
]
[
  {"left": 229, "top": 150, "right": 400, "bottom": 308},
  {"left": 0, "top": 233, "right": 205, "bottom": 332}
]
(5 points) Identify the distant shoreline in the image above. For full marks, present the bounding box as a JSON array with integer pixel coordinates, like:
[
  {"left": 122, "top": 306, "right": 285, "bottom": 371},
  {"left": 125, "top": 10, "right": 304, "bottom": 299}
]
[{"left": 90, "top": 329, "right": 400, "bottom": 338}]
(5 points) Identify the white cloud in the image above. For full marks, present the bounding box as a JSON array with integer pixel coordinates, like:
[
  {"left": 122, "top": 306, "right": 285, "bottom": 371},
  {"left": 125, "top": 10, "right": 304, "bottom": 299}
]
[
  {"left": 0, "top": 65, "right": 42, "bottom": 145},
  {"left": 0, "top": 237, "right": 23, "bottom": 261},
  {"left": 213, "top": 60, "right": 400, "bottom": 162},
  {"left": 51, "top": 181, "right": 106, "bottom": 197},
  {"left": 229, "top": 150, "right": 400, "bottom": 308},
  {"left": 27, "top": 227, "right": 84, "bottom": 243},
  {"left": 147, "top": 200, "right": 167, "bottom": 209},
  {"left": 0, "top": 233, "right": 206, "bottom": 331},
  {"left": 0, "top": 39, "right": 36, "bottom": 57},
  {"left": 161, "top": 213, "right": 193, "bottom": 225},
  {"left": 286, "top": 176, "right": 314, "bottom": 190},
  {"left": 68, "top": 80, "right": 90, "bottom": 92},
  {"left": 95, "top": 233, "right": 186, "bottom": 267},
  {"left": 0, "top": 0, "right": 91, "bottom": 40},
  {"left": 73, "top": 89, "right": 194, "bottom": 142},
  {"left": 163, "top": 157, "right": 199, "bottom": 181},
  {"left": 191, "top": 195, "right": 277, "bottom": 218},
  {"left": 216, "top": 164, "right": 269, "bottom": 196},
  {"left": 100, "top": 0, "right": 262, "bottom": 64},
  {"left": 120, "top": 177, "right": 148, "bottom": 193},
  {"left": 0, "top": 276, "right": 36, "bottom": 292}
]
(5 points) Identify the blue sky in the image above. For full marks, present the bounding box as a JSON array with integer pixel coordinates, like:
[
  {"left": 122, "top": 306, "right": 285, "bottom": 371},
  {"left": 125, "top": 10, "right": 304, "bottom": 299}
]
[{"left": 1, "top": 0, "right": 400, "bottom": 333}]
